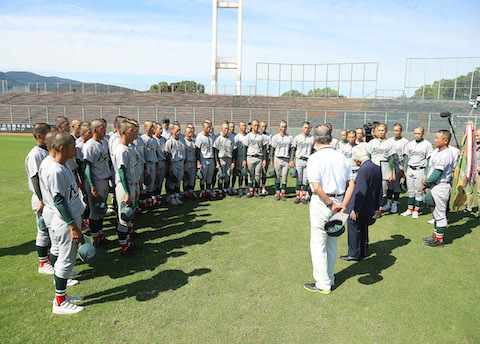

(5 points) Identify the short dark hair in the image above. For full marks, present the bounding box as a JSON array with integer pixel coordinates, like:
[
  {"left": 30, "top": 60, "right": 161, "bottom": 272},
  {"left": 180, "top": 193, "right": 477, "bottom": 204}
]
[
  {"left": 53, "top": 132, "right": 74, "bottom": 152},
  {"left": 163, "top": 118, "right": 170, "bottom": 124},
  {"left": 32, "top": 123, "right": 50, "bottom": 138},
  {"left": 438, "top": 130, "right": 451, "bottom": 143}
]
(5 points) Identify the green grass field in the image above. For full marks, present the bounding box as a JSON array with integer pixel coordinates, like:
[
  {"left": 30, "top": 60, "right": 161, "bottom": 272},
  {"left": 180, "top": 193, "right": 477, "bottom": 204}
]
[{"left": 0, "top": 135, "right": 479, "bottom": 343}]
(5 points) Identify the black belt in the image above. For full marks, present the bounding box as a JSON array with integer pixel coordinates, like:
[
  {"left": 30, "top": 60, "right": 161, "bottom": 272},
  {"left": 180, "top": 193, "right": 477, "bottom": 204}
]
[
  {"left": 313, "top": 192, "right": 345, "bottom": 197},
  {"left": 247, "top": 155, "right": 262, "bottom": 158},
  {"left": 298, "top": 157, "right": 308, "bottom": 161},
  {"left": 409, "top": 166, "right": 425, "bottom": 171}
]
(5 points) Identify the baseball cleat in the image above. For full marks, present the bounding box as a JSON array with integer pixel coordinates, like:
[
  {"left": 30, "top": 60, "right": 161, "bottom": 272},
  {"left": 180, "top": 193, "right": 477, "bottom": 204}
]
[
  {"left": 275, "top": 194, "right": 280, "bottom": 201},
  {"left": 424, "top": 238, "right": 445, "bottom": 247},
  {"left": 52, "top": 299, "right": 84, "bottom": 314},
  {"left": 121, "top": 246, "right": 136, "bottom": 258},
  {"left": 176, "top": 198, "right": 183, "bottom": 205},
  {"left": 381, "top": 203, "right": 391, "bottom": 212},
  {"left": 38, "top": 262, "right": 55, "bottom": 275},
  {"left": 412, "top": 211, "right": 419, "bottom": 219},
  {"left": 303, "top": 283, "right": 331, "bottom": 294},
  {"left": 254, "top": 193, "right": 262, "bottom": 199},
  {"left": 390, "top": 203, "right": 398, "bottom": 213},
  {"left": 246, "top": 192, "right": 253, "bottom": 198},
  {"left": 238, "top": 189, "right": 243, "bottom": 196},
  {"left": 261, "top": 188, "right": 269, "bottom": 195},
  {"left": 281, "top": 194, "right": 287, "bottom": 201},
  {"left": 294, "top": 197, "right": 301, "bottom": 204},
  {"left": 66, "top": 294, "right": 84, "bottom": 303},
  {"left": 401, "top": 209, "right": 412, "bottom": 216},
  {"left": 211, "top": 191, "right": 217, "bottom": 198},
  {"left": 232, "top": 188, "right": 238, "bottom": 194},
  {"left": 427, "top": 218, "right": 434, "bottom": 224},
  {"left": 301, "top": 198, "right": 309, "bottom": 205},
  {"left": 422, "top": 235, "right": 436, "bottom": 242},
  {"left": 169, "top": 198, "right": 178, "bottom": 206}
]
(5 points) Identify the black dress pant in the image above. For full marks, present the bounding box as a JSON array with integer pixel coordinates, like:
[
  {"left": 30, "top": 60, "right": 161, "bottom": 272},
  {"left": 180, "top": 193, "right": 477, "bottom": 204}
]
[{"left": 347, "top": 216, "right": 369, "bottom": 258}]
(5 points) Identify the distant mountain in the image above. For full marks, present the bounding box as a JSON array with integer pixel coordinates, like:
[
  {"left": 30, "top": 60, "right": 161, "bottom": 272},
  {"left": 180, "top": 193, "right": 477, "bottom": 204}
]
[
  {"left": 0, "top": 71, "right": 139, "bottom": 93},
  {"left": 0, "top": 71, "right": 80, "bottom": 87}
]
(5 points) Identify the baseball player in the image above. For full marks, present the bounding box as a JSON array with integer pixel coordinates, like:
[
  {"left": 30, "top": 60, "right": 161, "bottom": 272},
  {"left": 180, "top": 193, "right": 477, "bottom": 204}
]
[
  {"left": 71, "top": 119, "right": 82, "bottom": 141},
  {"left": 74, "top": 122, "right": 91, "bottom": 220},
  {"left": 25, "top": 123, "right": 53, "bottom": 274},
  {"left": 196, "top": 121, "right": 216, "bottom": 198},
  {"left": 325, "top": 123, "right": 339, "bottom": 150},
  {"left": 233, "top": 121, "right": 248, "bottom": 196},
  {"left": 292, "top": 121, "right": 314, "bottom": 204},
  {"left": 270, "top": 120, "right": 294, "bottom": 201},
  {"left": 112, "top": 121, "right": 138, "bottom": 257},
  {"left": 229, "top": 122, "right": 236, "bottom": 136},
  {"left": 161, "top": 118, "right": 170, "bottom": 139},
  {"left": 154, "top": 123, "right": 167, "bottom": 202},
  {"left": 422, "top": 130, "right": 455, "bottom": 247},
  {"left": 243, "top": 119, "right": 268, "bottom": 198},
  {"left": 366, "top": 123, "right": 395, "bottom": 212},
  {"left": 165, "top": 124, "right": 186, "bottom": 205},
  {"left": 83, "top": 119, "right": 112, "bottom": 246},
  {"left": 401, "top": 126, "right": 433, "bottom": 219},
  {"left": 259, "top": 121, "right": 271, "bottom": 195},
  {"left": 55, "top": 116, "right": 79, "bottom": 174},
  {"left": 214, "top": 122, "right": 237, "bottom": 198},
  {"left": 49, "top": 132, "right": 86, "bottom": 314},
  {"left": 338, "top": 130, "right": 360, "bottom": 180},
  {"left": 184, "top": 126, "right": 197, "bottom": 199},
  {"left": 384, "top": 124, "right": 409, "bottom": 213},
  {"left": 339, "top": 129, "right": 348, "bottom": 146},
  {"left": 356, "top": 127, "right": 368, "bottom": 147},
  {"left": 141, "top": 121, "right": 159, "bottom": 208},
  {"left": 205, "top": 119, "right": 219, "bottom": 196}
]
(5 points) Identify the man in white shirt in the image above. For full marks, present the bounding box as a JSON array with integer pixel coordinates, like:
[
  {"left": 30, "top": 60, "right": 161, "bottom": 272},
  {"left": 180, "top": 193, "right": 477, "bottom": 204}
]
[{"left": 304, "top": 125, "right": 355, "bottom": 294}]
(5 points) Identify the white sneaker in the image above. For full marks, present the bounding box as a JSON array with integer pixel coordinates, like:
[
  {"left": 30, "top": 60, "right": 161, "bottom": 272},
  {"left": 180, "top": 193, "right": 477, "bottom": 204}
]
[
  {"left": 192, "top": 192, "right": 198, "bottom": 198},
  {"left": 427, "top": 218, "right": 434, "bottom": 224},
  {"left": 381, "top": 203, "right": 391, "bottom": 212},
  {"left": 66, "top": 294, "right": 84, "bottom": 303},
  {"left": 391, "top": 202, "right": 398, "bottom": 213},
  {"left": 238, "top": 189, "right": 243, "bottom": 196},
  {"left": 401, "top": 209, "right": 412, "bottom": 216},
  {"left": 52, "top": 299, "right": 84, "bottom": 314},
  {"left": 261, "top": 188, "right": 269, "bottom": 195},
  {"left": 211, "top": 190, "right": 217, "bottom": 197},
  {"left": 38, "top": 262, "right": 54, "bottom": 275},
  {"left": 169, "top": 198, "right": 178, "bottom": 205},
  {"left": 412, "top": 211, "right": 419, "bottom": 219},
  {"left": 176, "top": 198, "right": 183, "bottom": 205},
  {"left": 232, "top": 188, "right": 238, "bottom": 194}
]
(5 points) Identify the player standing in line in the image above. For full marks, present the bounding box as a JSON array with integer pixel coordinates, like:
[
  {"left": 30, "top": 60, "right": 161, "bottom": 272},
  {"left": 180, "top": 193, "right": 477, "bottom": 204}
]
[
  {"left": 226, "top": 122, "right": 238, "bottom": 194},
  {"left": 161, "top": 118, "right": 170, "bottom": 139},
  {"left": 165, "top": 124, "right": 186, "bottom": 205},
  {"left": 401, "top": 126, "right": 433, "bottom": 219},
  {"left": 356, "top": 127, "right": 368, "bottom": 147},
  {"left": 229, "top": 122, "right": 236, "bottom": 136},
  {"left": 205, "top": 119, "right": 219, "bottom": 196},
  {"left": 270, "top": 120, "right": 294, "bottom": 201},
  {"left": 292, "top": 121, "right": 314, "bottom": 204},
  {"left": 196, "top": 121, "right": 216, "bottom": 198},
  {"left": 71, "top": 119, "right": 82, "bottom": 141},
  {"left": 25, "top": 123, "right": 53, "bottom": 274},
  {"left": 259, "top": 121, "right": 271, "bottom": 195},
  {"left": 83, "top": 119, "right": 112, "bottom": 247},
  {"left": 246, "top": 122, "right": 252, "bottom": 133},
  {"left": 184, "top": 126, "right": 197, "bottom": 199},
  {"left": 339, "top": 130, "right": 360, "bottom": 180},
  {"left": 243, "top": 119, "right": 268, "bottom": 198},
  {"left": 112, "top": 121, "right": 138, "bottom": 257},
  {"left": 325, "top": 123, "right": 339, "bottom": 150},
  {"left": 233, "top": 121, "right": 248, "bottom": 196},
  {"left": 141, "top": 121, "right": 159, "bottom": 208},
  {"left": 214, "top": 122, "right": 237, "bottom": 198},
  {"left": 55, "top": 116, "right": 80, "bottom": 178},
  {"left": 384, "top": 124, "right": 409, "bottom": 213},
  {"left": 153, "top": 123, "right": 167, "bottom": 202},
  {"left": 339, "top": 129, "right": 348, "bottom": 146},
  {"left": 366, "top": 123, "right": 395, "bottom": 212},
  {"left": 49, "top": 132, "right": 86, "bottom": 314},
  {"left": 422, "top": 130, "right": 455, "bottom": 247},
  {"left": 74, "top": 122, "right": 91, "bottom": 174}
]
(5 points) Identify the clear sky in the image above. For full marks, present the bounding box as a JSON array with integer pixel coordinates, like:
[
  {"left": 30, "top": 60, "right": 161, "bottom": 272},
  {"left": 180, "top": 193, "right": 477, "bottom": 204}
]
[{"left": 1, "top": 0, "right": 479, "bottom": 94}]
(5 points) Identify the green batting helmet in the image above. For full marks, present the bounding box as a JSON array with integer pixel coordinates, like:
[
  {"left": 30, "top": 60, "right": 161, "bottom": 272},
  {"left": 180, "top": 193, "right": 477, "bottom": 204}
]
[
  {"left": 289, "top": 167, "right": 298, "bottom": 178},
  {"left": 324, "top": 212, "right": 348, "bottom": 237},
  {"left": 93, "top": 199, "right": 107, "bottom": 216},
  {"left": 78, "top": 235, "right": 99, "bottom": 263},
  {"left": 241, "top": 167, "right": 248, "bottom": 177},
  {"left": 267, "top": 166, "right": 276, "bottom": 178},
  {"left": 120, "top": 201, "right": 135, "bottom": 222},
  {"left": 423, "top": 191, "right": 435, "bottom": 207}
]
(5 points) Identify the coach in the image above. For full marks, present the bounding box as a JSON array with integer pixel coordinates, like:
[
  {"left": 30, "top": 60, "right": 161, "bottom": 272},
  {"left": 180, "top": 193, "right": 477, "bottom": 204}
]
[
  {"left": 341, "top": 148, "right": 382, "bottom": 261},
  {"left": 304, "top": 125, "right": 354, "bottom": 294}
]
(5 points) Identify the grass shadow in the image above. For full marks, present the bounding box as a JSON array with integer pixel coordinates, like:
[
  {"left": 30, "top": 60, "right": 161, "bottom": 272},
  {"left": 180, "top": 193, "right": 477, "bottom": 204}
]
[
  {"left": 0, "top": 239, "right": 36, "bottom": 257},
  {"left": 334, "top": 234, "right": 411, "bottom": 289}
]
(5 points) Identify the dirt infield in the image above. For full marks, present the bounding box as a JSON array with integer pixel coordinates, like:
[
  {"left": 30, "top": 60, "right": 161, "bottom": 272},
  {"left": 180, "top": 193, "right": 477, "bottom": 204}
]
[{"left": 0, "top": 132, "right": 31, "bottom": 136}]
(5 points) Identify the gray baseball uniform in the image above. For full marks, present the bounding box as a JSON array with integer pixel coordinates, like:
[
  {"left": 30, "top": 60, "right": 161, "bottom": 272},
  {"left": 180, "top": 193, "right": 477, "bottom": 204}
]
[
  {"left": 39, "top": 155, "right": 58, "bottom": 256},
  {"left": 245, "top": 132, "right": 267, "bottom": 186},
  {"left": 195, "top": 132, "right": 215, "bottom": 185},
  {"left": 154, "top": 135, "right": 167, "bottom": 194},
  {"left": 338, "top": 143, "right": 360, "bottom": 178},
  {"left": 271, "top": 133, "right": 293, "bottom": 185},
  {"left": 214, "top": 134, "right": 236, "bottom": 186},
  {"left": 141, "top": 134, "right": 159, "bottom": 193},
  {"left": 405, "top": 139, "right": 433, "bottom": 201},
  {"left": 292, "top": 133, "right": 314, "bottom": 186},
  {"left": 165, "top": 136, "right": 186, "bottom": 190},
  {"left": 184, "top": 137, "right": 197, "bottom": 189}
]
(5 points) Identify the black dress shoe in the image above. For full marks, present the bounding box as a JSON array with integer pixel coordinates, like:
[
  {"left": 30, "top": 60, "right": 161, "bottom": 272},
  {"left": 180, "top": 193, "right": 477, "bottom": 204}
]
[{"left": 340, "top": 255, "right": 361, "bottom": 261}]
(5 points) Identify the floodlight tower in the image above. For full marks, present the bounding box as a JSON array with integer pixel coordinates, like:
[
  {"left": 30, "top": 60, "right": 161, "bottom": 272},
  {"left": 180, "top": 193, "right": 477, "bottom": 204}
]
[{"left": 211, "top": 0, "right": 243, "bottom": 95}]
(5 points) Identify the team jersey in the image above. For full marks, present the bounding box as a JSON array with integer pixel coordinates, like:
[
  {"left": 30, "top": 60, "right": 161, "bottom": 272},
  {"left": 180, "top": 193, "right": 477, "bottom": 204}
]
[
  {"left": 195, "top": 132, "right": 215, "bottom": 159},
  {"left": 161, "top": 129, "right": 170, "bottom": 140},
  {"left": 75, "top": 140, "right": 86, "bottom": 161},
  {"left": 338, "top": 143, "right": 360, "bottom": 173},
  {"left": 83, "top": 138, "right": 112, "bottom": 180},
  {"left": 331, "top": 137, "right": 340, "bottom": 150},
  {"left": 141, "top": 134, "right": 158, "bottom": 163},
  {"left": 245, "top": 132, "right": 267, "bottom": 157},
  {"left": 234, "top": 133, "right": 248, "bottom": 160},
  {"left": 270, "top": 133, "right": 293, "bottom": 158},
  {"left": 405, "top": 139, "right": 433, "bottom": 169},
  {"left": 427, "top": 147, "right": 455, "bottom": 184},
  {"left": 49, "top": 161, "right": 85, "bottom": 219},
  {"left": 261, "top": 132, "right": 271, "bottom": 153},
  {"left": 214, "top": 134, "right": 236, "bottom": 158},
  {"left": 108, "top": 133, "right": 121, "bottom": 156},
  {"left": 387, "top": 137, "right": 409, "bottom": 166},
  {"left": 154, "top": 135, "right": 167, "bottom": 161},
  {"left": 356, "top": 141, "right": 368, "bottom": 149},
  {"left": 449, "top": 145, "right": 460, "bottom": 166},
  {"left": 184, "top": 138, "right": 197, "bottom": 162},
  {"left": 25, "top": 145, "right": 49, "bottom": 195},
  {"left": 366, "top": 138, "right": 394, "bottom": 166},
  {"left": 165, "top": 136, "right": 186, "bottom": 161},
  {"left": 112, "top": 144, "right": 138, "bottom": 185},
  {"left": 39, "top": 155, "right": 55, "bottom": 207},
  {"left": 292, "top": 134, "right": 314, "bottom": 159}
]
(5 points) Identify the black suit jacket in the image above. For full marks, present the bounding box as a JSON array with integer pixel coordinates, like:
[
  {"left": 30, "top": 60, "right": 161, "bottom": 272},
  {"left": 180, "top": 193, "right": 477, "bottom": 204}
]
[{"left": 347, "top": 159, "right": 382, "bottom": 217}]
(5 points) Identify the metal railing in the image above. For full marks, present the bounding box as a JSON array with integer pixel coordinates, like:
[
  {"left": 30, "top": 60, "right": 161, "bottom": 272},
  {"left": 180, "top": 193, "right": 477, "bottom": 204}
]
[{"left": 0, "top": 104, "right": 477, "bottom": 134}]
